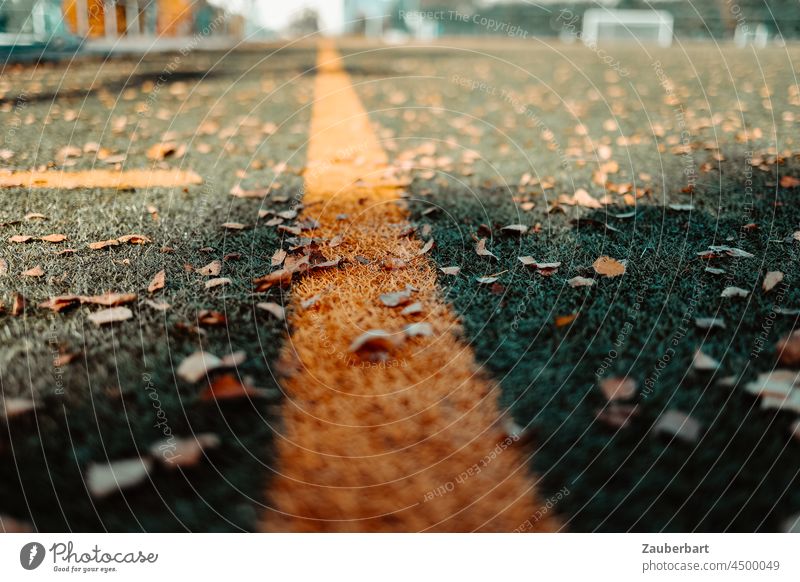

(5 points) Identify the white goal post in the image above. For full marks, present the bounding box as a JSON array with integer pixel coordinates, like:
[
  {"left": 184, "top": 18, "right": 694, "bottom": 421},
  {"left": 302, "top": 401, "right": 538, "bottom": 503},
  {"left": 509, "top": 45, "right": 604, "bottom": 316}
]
[{"left": 582, "top": 9, "right": 674, "bottom": 48}]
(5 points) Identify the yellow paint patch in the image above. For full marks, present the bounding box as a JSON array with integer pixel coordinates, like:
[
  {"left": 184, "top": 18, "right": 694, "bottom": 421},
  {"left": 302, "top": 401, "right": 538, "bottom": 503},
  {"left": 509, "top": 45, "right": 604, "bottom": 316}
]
[
  {"left": 261, "top": 41, "right": 557, "bottom": 532},
  {"left": 0, "top": 168, "right": 202, "bottom": 189}
]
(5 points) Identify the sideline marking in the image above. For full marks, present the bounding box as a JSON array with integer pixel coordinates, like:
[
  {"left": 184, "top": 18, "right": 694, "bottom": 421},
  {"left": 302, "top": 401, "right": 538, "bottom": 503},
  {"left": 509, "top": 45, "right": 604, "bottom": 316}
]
[{"left": 262, "top": 41, "right": 557, "bottom": 532}]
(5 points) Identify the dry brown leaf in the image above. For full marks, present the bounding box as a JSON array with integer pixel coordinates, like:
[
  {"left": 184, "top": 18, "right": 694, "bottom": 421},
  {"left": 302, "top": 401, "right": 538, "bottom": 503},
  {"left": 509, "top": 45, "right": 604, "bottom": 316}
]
[
  {"left": 205, "top": 277, "right": 231, "bottom": 289},
  {"left": 197, "top": 260, "right": 222, "bottom": 276},
  {"left": 197, "top": 310, "right": 227, "bottom": 326},
  {"left": 146, "top": 141, "right": 184, "bottom": 161},
  {"left": 599, "top": 377, "right": 637, "bottom": 401},
  {"left": 177, "top": 351, "right": 224, "bottom": 383},
  {"left": 257, "top": 302, "right": 285, "bottom": 320},
  {"left": 148, "top": 270, "right": 166, "bottom": 293},
  {"left": 81, "top": 292, "right": 137, "bottom": 307},
  {"left": 117, "top": 234, "right": 151, "bottom": 245},
  {"left": 379, "top": 288, "right": 413, "bottom": 307},
  {"left": 3, "top": 398, "right": 41, "bottom": 420},
  {"left": 39, "top": 234, "right": 66, "bottom": 243},
  {"left": 150, "top": 434, "right": 220, "bottom": 468},
  {"left": 145, "top": 299, "right": 171, "bottom": 311},
  {"left": 568, "top": 276, "right": 595, "bottom": 288},
  {"left": 86, "top": 458, "right": 152, "bottom": 498},
  {"left": 221, "top": 222, "right": 247, "bottom": 230},
  {"left": 763, "top": 271, "right": 784, "bottom": 293},
  {"left": 593, "top": 256, "right": 626, "bottom": 277},
  {"left": 88, "top": 239, "right": 120, "bottom": 250},
  {"left": 271, "top": 249, "right": 287, "bottom": 266},
  {"left": 404, "top": 322, "right": 433, "bottom": 338},
  {"left": 21, "top": 265, "right": 44, "bottom": 278},
  {"left": 555, "top": 313, "right": 578, "bottom": 327},
  {"left": 475, "top": 238, "right": 498, "bottom": 260},
  {"left": 0, "top": 258, "right": 7, "bottom": 277},
  {"left": 776, "top": 330, "right": 800, "bottom": 367},
  {"left": 401, "top": 302, "right": 424, "bottom": 315},
  {"left": 8, "top": 235, "right": 33, "bottom": 243},
  {"left": 39, "top": 295, "right": 82, "bottom": 312},
  {"left": 721, "top": 286, "right": 748, "bottom": 298},
  {"left": 440, "top": 266, "right": 460, "bottom": 276},
  {"left": 87, "top": 306, "right": 133, "bottom": 326},
  {"left": 382, "top": 258, "right": 407, "bottom": 271},
  {"left": 780, "top": 175, "right": 800, "bottom": 188},
  {"left": 501, "top": 224, "right": 529, "bottom": 235},
  {"left": 653, "top": 410, "right": 702, "bottom": 443},
  {"left": 348, "top": 330, "right": 402, "bottom": 361},
  {"left": 253, "top": 269, "right": 292, "bottom": 291},
  {"left": 418, "top": 238, "right": 435, "bottom": 255},
  {"left": 200, "top": 374, "right": 266, "bottom": 401}
]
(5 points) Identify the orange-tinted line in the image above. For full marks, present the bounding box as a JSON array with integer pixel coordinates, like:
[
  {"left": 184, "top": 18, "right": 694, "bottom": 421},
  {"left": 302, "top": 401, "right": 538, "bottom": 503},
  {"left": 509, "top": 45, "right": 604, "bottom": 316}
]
[{"left": 261, "top": 40, "right": 557, "bottom": 532}]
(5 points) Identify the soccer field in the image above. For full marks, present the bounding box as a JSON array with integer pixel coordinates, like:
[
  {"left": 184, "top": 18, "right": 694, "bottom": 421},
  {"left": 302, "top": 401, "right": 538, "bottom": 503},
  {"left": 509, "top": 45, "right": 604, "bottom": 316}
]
[{"left": 1, "top": 38, "right": 799, "bottom": 532}]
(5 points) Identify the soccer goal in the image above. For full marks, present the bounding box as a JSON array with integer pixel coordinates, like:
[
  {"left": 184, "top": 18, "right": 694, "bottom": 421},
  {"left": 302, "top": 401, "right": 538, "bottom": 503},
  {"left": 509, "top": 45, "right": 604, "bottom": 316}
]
[{"left": 581, "top": 9, "right": 674, "bottom": 48}]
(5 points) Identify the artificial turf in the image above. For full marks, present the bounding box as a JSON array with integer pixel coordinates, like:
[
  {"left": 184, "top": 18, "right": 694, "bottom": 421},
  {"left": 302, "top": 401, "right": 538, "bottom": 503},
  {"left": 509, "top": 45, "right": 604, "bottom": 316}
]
[{"left": 0, "top": 44, "right": 316, "bottom": 531}]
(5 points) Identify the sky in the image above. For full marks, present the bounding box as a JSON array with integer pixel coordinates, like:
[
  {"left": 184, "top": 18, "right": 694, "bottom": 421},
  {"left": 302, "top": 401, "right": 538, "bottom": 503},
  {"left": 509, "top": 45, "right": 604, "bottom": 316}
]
[{"left": 210, "top": 0, "right": 346, "bottom": 34}]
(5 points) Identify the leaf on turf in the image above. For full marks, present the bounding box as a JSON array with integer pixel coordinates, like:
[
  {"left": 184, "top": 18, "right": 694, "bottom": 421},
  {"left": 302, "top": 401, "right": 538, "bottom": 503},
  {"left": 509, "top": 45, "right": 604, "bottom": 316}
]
[
  {"left": 554, "top": 313, "right": 577, "bottom": 327},
  {"left": 721, "top": 286, "right": 748, "bottom": 298},
  {"left": 271, "top": 249, "right": 287, "bottom": 266},
  {"left": 0, "top": 258, "right": 7, "bottom": 277},
  {"left": 476, "top": 276, "right": 499, "bottom": 285},
  {"left": 693, "top": 350, "right": 720, "bottom": 371},
  {"left": 382, "top": 257, "right": 407, "bottom": 271},
  {"left": 253, "top": 269, "right": 292, "bottom": 291},
  {"left": 86, "top": 458, "right": 152, "bottom": 498},
  {"left": 117, "top": 234, "right": 151, "bottom": 245},
  {"left": 653, "top": 410, "right": 702, "bottom": 443},
  {"left": 81, "top": 292, "right": 137, "bottom": 307},
  {"left": 39, "top": 234, "right": 67, "bottom": 243},
  {"left": 404, "top": 322, "right": 433, "bottom": 338},
  {"left": 257, "top": 302, "right": 285, "bottom": 320},
  {"left": 440, "top": 266, "right": 460, "bottom": 276},
  {"left": 148, "top": 270, "right": 166, "bottom": 293},
  {"left": 475, "top": 238, "right": 498, "bottom": 260},
  {"left": 695, "top": 317, "right": 726, "bottom": 330},
  {"left": 593, "top": 256, "right": 625, "bottom": 277},
  {"left": 348, "top": 330, "right": 402, "bottom": 361},
  {"left": 197, "top": 260, "right": 222, "bottom": 276},
  {"left": 780, "top": 175, "right": 800, "bottom": 188},
  {"left": 763, "top": 271, "right": 784, "bottom": 293},
  {"left": 776, "top": 330, "right": 800, "bottom": 367},
  {"left": 146, "top": 141, "right": 185, "bottom": 161},
  {"left": 568, "top": 276, "right": 595, "bottom": 288},
  {"left": 599, "top": 377, "right": 637, "bottom": 401},
  {"left": 8, "top": 235, "right": 33, "bottom": 243},
  {"left": 88, "top": 306, "right": 133, "bottom": 326},
  {"left": 145, "top": 299, "right": 170, "bottom": 311},
  {"left": 205, "top": 277, "right": 231, "bottom": 289},
  {"left": 177, "top": 351, "right": 224, "bottom": 383},
  {"left": 21, "top": 265, "right": 44, "bottom": 278},
  {"left": 401, "top": 302, "right": 424, "bottom": 315},
  {"left": 501, "top": 224, "right": 528, "bottom": 235},
  {"left": 379, "top": 288, "right": 413, "bottom": 307},
  {"left": 2, "top": 398, "right": 41, "bottom": 421},
  {"left": 200, "top": 374, "right": 263, "bottom": 401},
  {"left": 418, "top": 238, "right": 434, "bottom": 255},
  {"left": 88, "top": 238, "right": 120, "bottom": 250},
  {"left": 151, "top": 434, "right": 220, "bottom": 468}
]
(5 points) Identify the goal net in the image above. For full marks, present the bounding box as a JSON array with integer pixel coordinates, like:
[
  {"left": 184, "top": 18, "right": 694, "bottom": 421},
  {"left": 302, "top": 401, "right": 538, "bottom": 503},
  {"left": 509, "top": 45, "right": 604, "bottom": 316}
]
[{"left": 581, "top": 9, "right": 674, "bottom": 47}]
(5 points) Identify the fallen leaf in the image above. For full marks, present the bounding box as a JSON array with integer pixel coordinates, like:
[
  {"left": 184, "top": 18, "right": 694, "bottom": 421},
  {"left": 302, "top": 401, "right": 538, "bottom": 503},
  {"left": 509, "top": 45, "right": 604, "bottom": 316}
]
[
  {"left": 253, "top": 269, "right": 292, "bottom": 291},
  {"left": 595, "top": 403, "right": 639, "bottom": 429},
  {"left": 593, "top": 256, "right": 626, "bottom": 277},
  {"left": 145, "top": 299, "right": 170, "bottom": 311},
  {"left": 501, "top": 224, "right": 529, "bottom": 235},
  {"left": 519, "top": 257, "right": 561, "bottom": 276},
  {"left": 476, "top": 276, "right": 499, "bottom": 284},
  {"left": 81, "top": 292, "right": 137, "bottom": 307},
  {"left": 88, "top": 239, "right": 120, "bottom": 250},
  {"left": 197, "top": 310, "right": 227, "bottom": 326},
  {"left": 177, "top": 351, "right": 224, "bottom": 383},
  {"left": 200, "top": 374, "right": 272, "bottom": 401},
  {"left": 475, "top": 238, "right": 498, "bottom": 260},
  {"left": 230, "top": 183, "right": 270, "bottom": 198},
  {"left": 404, "top": 322, "right": 433, "bottom": 337},
  {"left": 379, "top": 288, "right": 413, "bottom": 307},
  {"left": 568, "top": 276, "right": 595, "bottom": 288},
  {"left": 653, "top": 410, "right": 702, "bottom": 443},
  {"left": 3, "top": 398, "right": 41, "bottom": 420},
  {"left": 117, "top": 234, "right": 151, "bottom": 245},
  {"left": 39, "top": 234, "right": 67, "bottom": 243},
  {"left": 257, "top": 302, "right": 285, "bottom": 320},
  {"left": 382, "top": 258, "right": 407, "bottom": 270},
  {"left": 721, "top": 286, "right": 748, "bottom": 298},
  {"left": 8, "top": 235, "right": 33, "bottom": 243},
  {"left": 205, "top": 277, "right": 231, "bottom": 289},
  {"left": 148, "top": 270, "right": 166, "bottom": 293},
  {"left": 146, "top": 141, "right": 184, "bottom": 160},
  {"left": 0, "top": 169, "right": 202, "bottom": 189},
  {"left": 693, "top": 350, "right": 720, "bottom": 371},
  {"left": 555, "top": 313, "right": 578, "bottom": 327},
  {"left": 418, "top": 238, "right": 435, "bottom": 255},
  {"left": 21, "top": 265, "right": 44, "bottom": 278},
  {"left": 776, "top": 330, "right": 800, "bottom": 367},
  {"left": 197, "top": 260, "right": 222, "bottom": 276},
  {"left": 695, "top": 317, "right": 726, "bottom": 330},
  {"left": 271, "top": 249, "right": 287, "bottom": 266},
  {"left": 87, "top": 306, "right": 133, "bottom": 326},
  {"left": 401, "top": 302, "right": 424, "bottom": 315},
  {"left": 763, "top": 271, "right": 784, "bottom": 293},
  {"left": 599, "top": 377, "right": 637, "bottom": 401},
  {"left": 780, "top": 175, "right": 800, "bottom": 188},
  {"left": 0, "top": 258, "right": 7, "bottom": 276},
  {"left": 348, "top": 330, "right": 402, "bottom": 361},
  {"left": 440, "top": 266, "right": 460, "bottom": 276},
  {"left": 86, "top": 458, "right": 152, "bottom": 498},
  {"left": 150, "top": 434, "right": 219, "bottom": 468},
  {"left": 221, "top": 222, "right": 247, "bottom": 230}
]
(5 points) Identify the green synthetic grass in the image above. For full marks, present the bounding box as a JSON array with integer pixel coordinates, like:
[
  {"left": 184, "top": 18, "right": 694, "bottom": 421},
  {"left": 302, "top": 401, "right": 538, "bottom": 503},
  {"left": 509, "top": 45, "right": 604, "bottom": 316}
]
[
  {"left": 339, "top": 43, "right": 800, "bottom": 531},
  {"left": 404, "top": 153, "right": 800, "bottom": 532},
  {"left": 0, "top": 46, "right": 316, "bottom": 531}
]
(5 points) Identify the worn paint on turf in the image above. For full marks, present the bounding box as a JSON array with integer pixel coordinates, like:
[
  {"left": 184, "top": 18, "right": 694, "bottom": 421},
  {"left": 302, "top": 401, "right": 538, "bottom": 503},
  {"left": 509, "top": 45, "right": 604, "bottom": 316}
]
[{"left": 261, "top": 41, "right": 557, "bottom": 532}]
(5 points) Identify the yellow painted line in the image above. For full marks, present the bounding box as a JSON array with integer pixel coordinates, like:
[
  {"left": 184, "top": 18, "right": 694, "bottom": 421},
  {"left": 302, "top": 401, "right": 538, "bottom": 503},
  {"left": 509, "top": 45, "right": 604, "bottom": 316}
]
[
  {"left": 0, "top": 168, "right": 202, "bottom": 189},
  {"left": 261, "top": 41, "right": 558, "bottom": 532}
]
